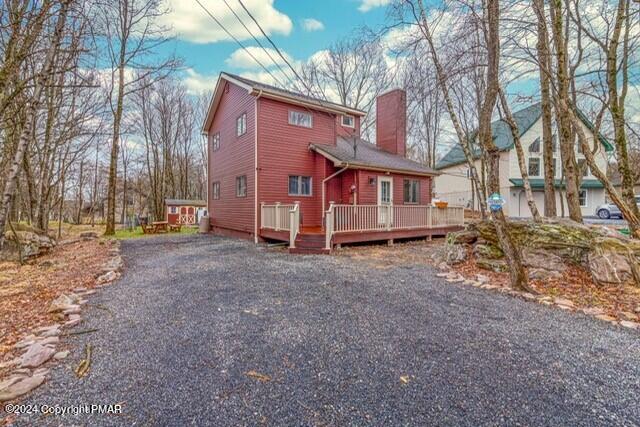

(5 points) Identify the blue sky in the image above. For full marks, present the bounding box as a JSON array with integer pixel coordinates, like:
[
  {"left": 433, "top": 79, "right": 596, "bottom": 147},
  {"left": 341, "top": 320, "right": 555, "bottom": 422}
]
[{"left": 156, "top": 0, "right": 391, "bottom": 93}]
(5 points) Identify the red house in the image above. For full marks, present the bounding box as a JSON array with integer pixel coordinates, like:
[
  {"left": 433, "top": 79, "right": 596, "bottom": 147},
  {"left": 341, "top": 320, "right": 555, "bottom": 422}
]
[{"left": 202, "top": 73, "right": 463, "bottom": 253}]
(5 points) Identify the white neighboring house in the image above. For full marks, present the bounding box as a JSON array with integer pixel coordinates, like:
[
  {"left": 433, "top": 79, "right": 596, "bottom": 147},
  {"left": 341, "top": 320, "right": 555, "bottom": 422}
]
[{"left": 434, "top": 103, "right": 613, "bottom": 218}]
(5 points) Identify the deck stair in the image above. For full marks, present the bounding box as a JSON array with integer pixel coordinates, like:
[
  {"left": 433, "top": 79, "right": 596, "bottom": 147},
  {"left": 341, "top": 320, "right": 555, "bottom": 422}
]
[{"left": 289, "top": 232, "right": 329, "bottom": 254}]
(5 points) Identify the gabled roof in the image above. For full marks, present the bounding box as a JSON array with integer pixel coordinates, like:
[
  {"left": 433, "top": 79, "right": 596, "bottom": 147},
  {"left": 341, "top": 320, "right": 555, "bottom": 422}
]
[
  {"left": 310, "top": 136, "right": 439, "bottom": 177},
  {"left": 165, "top": 199, "right": 206, "bottom": 206},
  {"left": 435, "top": 103, "right": 614, "bottom": 170},
  {"left": 202, "top": 72, "right": 366, "bottom": 133}
]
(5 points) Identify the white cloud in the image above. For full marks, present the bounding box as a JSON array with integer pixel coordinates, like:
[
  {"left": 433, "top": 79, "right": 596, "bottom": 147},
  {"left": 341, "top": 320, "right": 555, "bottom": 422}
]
[
  {"left": 183, "top": 69, "right": 217, "bottom": 94},
  {"left": 358, "top": 0, "right": 392, "bottom": 12},
  {"left": 225, "top": 46, "right": 293, "bottom": 69},
  {"left": 161, "top": 0, "right": 292, "bottom": 44},
  {"left": 301, "top": 18, "right": 324, "bottom": 32}
]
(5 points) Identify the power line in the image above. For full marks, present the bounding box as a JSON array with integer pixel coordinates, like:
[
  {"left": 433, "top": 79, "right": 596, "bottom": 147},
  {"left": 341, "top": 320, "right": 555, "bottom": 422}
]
[
  {"left": 193, "top": 0, "right": 286, "bottom": 88},
  {"left": 218, "top": 0, "right": 303, "bottom": 92},
  {"left": 235, "top": 0, "right": 323, "bottom": 100}
]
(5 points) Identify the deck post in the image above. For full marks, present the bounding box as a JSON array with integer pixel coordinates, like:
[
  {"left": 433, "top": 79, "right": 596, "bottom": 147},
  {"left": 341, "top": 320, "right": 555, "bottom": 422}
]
[
  {"left": 274, "top": 202, "right": 281, "bottom": 231},
  {"left": 260, "top": 202, "right": 265, "bottom": 229},
  {"left": 385, "top": 205, "right": 392, "bottom": 231},
  {"left": 289, "top": 204, "right": 299, "bottom": 249},
  {"left": 325, "top": 203, "right": 334, "bottom": 251},
  {"left": 387, "top": 239, "right": 394, "bottom": 246},
  {"left": 427, "top": 206, "right": 433, "bottom": 228}
]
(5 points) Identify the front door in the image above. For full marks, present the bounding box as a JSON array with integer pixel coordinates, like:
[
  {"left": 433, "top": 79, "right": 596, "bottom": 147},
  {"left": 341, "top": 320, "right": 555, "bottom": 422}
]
[{"left": 377, "top": 177, "right": 393, "bottom": 225}]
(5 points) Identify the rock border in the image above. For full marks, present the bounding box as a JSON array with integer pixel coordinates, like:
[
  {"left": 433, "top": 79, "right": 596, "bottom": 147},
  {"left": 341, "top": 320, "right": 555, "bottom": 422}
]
[
  {"left": 0, "top": 239, "right": 123, "bottom": 403},
  {"left": 435, "top": 262, "right": 640, "bottom": 331}
]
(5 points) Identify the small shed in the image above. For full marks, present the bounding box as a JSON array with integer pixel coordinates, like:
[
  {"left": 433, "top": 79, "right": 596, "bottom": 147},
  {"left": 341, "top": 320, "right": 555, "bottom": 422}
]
[{"left": 165, "top": 199, "right": 207, "bottom": 225}]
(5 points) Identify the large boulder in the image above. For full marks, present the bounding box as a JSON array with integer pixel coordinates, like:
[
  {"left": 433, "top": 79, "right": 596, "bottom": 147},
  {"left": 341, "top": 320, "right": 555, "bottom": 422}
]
[
  {"left": 455, "top": 219, "right": 640, "bottom": 286},
  {"left": 0, "top": 227, "right": 56, "bottom": 261},
  {"left": 588, "top": 250, "right": 640, "bottom": 286}
]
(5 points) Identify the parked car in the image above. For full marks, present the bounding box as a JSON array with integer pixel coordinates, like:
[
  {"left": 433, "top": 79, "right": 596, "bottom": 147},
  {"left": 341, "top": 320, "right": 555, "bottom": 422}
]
[{"left": 595, "top": 195, "right": 640, "bottom": 219}]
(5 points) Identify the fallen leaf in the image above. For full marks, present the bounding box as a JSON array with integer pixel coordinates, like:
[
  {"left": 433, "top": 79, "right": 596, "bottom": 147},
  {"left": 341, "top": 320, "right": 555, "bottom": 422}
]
[
  {"left": 245, "top": 370, "right": 271, "bottom": 383},
  {"left": 400, "top": 375, "right": 410, "bottom": 384}
]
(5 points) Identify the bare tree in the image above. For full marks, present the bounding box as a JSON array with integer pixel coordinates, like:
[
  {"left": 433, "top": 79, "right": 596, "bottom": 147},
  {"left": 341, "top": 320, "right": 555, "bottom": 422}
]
[
  {"left": 99, "top": 0, "right": 179, "bottom": 235},
  {"left": 0, "top": 0, "right": 72, "bottom": 246}
]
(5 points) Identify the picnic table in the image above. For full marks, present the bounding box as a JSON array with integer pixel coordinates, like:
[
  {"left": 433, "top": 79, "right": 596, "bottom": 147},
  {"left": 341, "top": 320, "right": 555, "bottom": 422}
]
[{"left": 151, "top": 221, "right": 168, "bottom": 233}]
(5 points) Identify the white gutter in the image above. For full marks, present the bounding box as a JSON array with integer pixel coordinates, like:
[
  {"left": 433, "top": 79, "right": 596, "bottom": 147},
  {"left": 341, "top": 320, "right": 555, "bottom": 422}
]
[
  {"left": 254, "top": 89, "right": 263, "bottom": 244},
  {"left": 322, "top": 164, "right": 349, "bottom": 219}
]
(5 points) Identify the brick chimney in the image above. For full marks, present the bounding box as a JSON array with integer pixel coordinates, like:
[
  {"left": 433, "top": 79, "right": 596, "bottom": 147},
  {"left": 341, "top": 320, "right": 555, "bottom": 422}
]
[{"left": 376, "top": 89, "right": 406, "bottom": 157}]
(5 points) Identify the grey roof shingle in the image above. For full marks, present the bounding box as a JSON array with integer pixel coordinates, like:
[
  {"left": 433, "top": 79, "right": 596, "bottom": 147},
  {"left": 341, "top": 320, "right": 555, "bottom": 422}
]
[{"left": 311, "top": 136, "right": 438, "bottom": 176}]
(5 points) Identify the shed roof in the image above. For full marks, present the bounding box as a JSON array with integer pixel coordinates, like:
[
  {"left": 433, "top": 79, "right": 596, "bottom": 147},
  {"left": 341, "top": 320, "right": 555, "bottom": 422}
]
[
  {"left": 311, "top": 136, "right": 439, "bottom": 177},
  {"left": 165, "top": 199, "right": 206, "bottom": 206},
  {"left": 435, "top": 103, "right": 613, "bottom": 170}
]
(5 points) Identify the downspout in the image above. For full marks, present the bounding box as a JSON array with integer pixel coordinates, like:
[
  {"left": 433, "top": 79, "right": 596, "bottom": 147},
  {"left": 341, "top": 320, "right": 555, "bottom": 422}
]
[
  {"left": 254, "top": 89, "right": 263, "bottom": 244},
  {"left": 322, "top": 164, "right": 349, "bottom": 219}
]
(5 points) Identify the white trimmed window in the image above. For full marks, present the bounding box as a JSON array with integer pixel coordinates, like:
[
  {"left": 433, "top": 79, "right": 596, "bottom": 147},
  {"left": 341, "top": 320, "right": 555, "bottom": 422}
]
[
  {"left": 288, "top": 110, "right": 312, "bottom": 128},
  {"left": 403, "top": 179, "right": 419, "bottom": 204},
  {"left": 212, "top": 181, "right": 220, "bottom": 200},
  {"left": 236, "top": 113, "right": 247, "bottom": 136},
  {"left": 528, "top": 158, "right": 541, "bottom": 176},
  {"left": 236, "top": 176, "right": 247, "bottom": 197},
  {"left": 288, "top": 176, "right": 312, "bottom": 196},
  {"left": 341, "top": 115, "right": 355, "bottom": 128},
  {"left": 210, "top": 132, "right": 220, "bottom": 151},
  {"left": 579, "top": 189, "right": 588, "bottom": 207}
]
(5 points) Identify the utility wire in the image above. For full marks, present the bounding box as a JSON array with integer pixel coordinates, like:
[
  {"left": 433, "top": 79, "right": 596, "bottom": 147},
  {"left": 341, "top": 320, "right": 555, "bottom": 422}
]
[
  {"left": 219, "top": 0, "right": 303, "bottom": 93},
  {"left": 194, "top": 0, "right": 286, "bottom": 88},
  {"left": 236, "top": 0, "right": 325, "bottom": 101}
]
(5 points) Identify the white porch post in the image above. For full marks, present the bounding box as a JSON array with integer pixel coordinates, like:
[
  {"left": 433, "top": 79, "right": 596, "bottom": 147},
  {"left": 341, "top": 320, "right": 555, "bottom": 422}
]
[
  {"left": 385, "top": 205, "right": 392, "bottom": 231},
  {"left": 325, "top": 202, "right": 334, "bottom": 250},
  {"left": 274, "top": 202, "right": 281, "bottom": 231},
  {"left": 260, "top": 202, "right": 265, "bottom": 228}
]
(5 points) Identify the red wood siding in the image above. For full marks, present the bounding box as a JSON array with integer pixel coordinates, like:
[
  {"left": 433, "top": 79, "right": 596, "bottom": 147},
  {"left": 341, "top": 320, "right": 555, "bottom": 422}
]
[
  {"left": 257, "top": 97, "right": 337, "bottom": 228},
  {"left": 356, "top": 170, "right": 432, "bottom": 205},
  {"left": 335, "top": 115, "right": 361, "bottom": 138},
  {"left": 207, "top": 81, "right": 256, "bottom": 235}
]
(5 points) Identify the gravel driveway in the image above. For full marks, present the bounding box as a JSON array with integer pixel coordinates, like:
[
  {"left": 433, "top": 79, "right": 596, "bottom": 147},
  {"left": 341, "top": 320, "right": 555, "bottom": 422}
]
[{"left": 16, "top": 234, "right": 640, "bottom": 426}]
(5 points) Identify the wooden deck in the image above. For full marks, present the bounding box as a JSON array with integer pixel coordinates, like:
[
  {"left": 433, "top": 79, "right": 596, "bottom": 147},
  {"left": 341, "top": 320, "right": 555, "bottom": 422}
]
[{"left": 260, "top": 202, "right": 465, "bottom": 253}]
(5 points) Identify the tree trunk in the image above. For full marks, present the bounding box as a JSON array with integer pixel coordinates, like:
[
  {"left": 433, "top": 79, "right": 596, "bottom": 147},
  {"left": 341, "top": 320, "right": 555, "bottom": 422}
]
[
  {"left": 533, "top": 0, "right": 557, "bottom": 217},
  {"left": 0, "top": 1, "right": 71, "bottom": 246},
  {"left": 414, "top": 2, "right": 488, "bottom": 216},
  {"left": 105, "top": 47, "right": 127, "bottom": 235},
  {"left": 477, "top": 0, "right": 532, "bottom": 292},
  {"left": 567, "top": 102, "right": 640, "bottom": 238},
  {"left": 606, "top": 0, "right": 640, "bottom": 233},
  {"left": 549, "top": 0, "right": 582, "bottom": 222},
  {"left": 76, "top": 160, "right": 84, "bottom": 224},
  {"left": 498, "top": 88, "right": 542, "bottom": 222}
]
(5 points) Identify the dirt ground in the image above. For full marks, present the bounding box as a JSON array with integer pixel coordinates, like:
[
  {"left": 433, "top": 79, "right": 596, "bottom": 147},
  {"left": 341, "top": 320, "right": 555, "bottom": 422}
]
[
  {"left": 335, "top": 238, "right": 640, "bottom": 322},
  {"left": 0, "top": 228, "right": 113, "bottom": 379}
]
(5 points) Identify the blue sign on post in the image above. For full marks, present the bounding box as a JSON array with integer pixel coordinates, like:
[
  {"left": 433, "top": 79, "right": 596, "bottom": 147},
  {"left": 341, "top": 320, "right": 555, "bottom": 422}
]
[{"left": 487, "top": 193, "right": 505, "bottom": 212}]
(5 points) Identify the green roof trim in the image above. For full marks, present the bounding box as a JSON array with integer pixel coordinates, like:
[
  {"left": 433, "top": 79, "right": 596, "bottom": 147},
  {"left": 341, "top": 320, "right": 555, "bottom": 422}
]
[
  {"left": 435, "top": 103, "right": 613, "bottom": 170},
  {"left": 509, "top": 178, "right": 605, "bottom": 189}
]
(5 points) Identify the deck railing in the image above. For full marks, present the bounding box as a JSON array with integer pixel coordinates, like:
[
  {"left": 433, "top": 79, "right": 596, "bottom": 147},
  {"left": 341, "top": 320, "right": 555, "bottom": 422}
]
[
  {"left": 260, "top": 202, "right": 297, "bottom": 231},
  {"left": 326, "top": 204, "right": 464, "bottom": 249}
]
